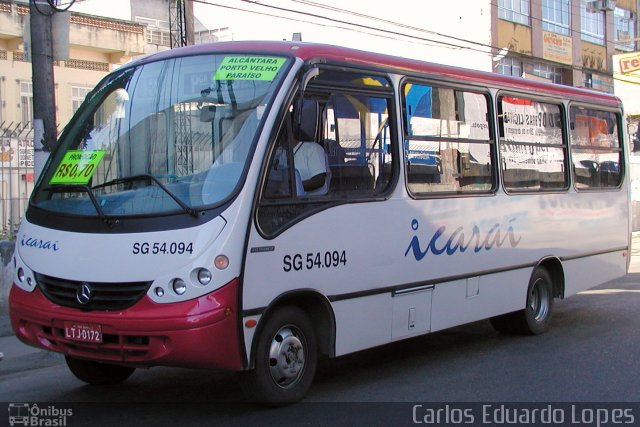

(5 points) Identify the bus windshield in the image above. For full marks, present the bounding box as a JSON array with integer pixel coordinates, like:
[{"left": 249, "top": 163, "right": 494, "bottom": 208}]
[{"left": 31, "top": 54, "right": 290, "bottom": 218}]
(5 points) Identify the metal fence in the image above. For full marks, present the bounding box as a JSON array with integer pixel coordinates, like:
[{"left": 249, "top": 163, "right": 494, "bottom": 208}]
[{"left": 0, "top": 122, "right": 36, "bottom": 239}]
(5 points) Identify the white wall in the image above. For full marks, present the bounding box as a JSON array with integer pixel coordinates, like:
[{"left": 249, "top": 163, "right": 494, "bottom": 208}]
[{"left": 71, "top": 0, "right": 132, "bottom": 20}]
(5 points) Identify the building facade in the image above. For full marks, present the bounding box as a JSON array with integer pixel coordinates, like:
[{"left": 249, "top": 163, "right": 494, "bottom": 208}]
[
  {"left": 0, "top": 0, "right": 145, "bottom": 235},
  {"left": 492, "top": 0, "right": 638, "bottom": 93}
]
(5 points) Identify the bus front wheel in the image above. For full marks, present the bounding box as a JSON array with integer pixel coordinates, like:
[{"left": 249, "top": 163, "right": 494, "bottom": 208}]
[
  {"left": 242, "top": 306, "right": 318, "bottom": 405},
  {"left": 490, "top": 267, "right": 554, "bottom": 335},
  {"left": 65, "top": 356, "right": 135, "bottom": 385}
]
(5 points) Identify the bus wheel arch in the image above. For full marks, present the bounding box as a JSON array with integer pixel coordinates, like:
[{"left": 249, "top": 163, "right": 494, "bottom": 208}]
[
  {"left": 535, "top": 257, "right": 565, "bottom": 299},
  {"left": 250, "top": 290, "right": 336, "bottom": 367},
  {"left": 490, "top": 260, "right": 563, "bottom": 335},
  {"left": 242, "top": 291, "right": 335, "bottom": 404}
]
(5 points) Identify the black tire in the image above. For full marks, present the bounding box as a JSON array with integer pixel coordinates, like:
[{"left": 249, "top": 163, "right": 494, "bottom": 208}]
[
  {"left": 242, "top": 306, "right": 317, "bottom": 405},
  {"left": 65, "top": 356, "right": 135, "bottom": 385},
  {"left": 490, "top": 267, "right": 555, "bottom": 335},
  {"left": 520, "top": 267, "right": 555, "bottom": 334}
]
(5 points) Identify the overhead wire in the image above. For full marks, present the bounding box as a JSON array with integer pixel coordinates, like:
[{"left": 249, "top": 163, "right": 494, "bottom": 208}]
[
  {"left": 239, "top": 0, "right": 500, "bottom": 53},
  {"left": 31, "top": 0, "right": 76, "bottom": 15},
  {"left": 254, "top": 0, "right": 630, "bottom": 60},
  {"left": 191, "top": 0, "right": 496, "bottom": 54},
  {"left": 47, "top": 0, "right": 76, "bottom": 12},
  {"left": 191, "top": 0, "right": 637, "bottom": 85},
  {"left": 287, "top": 0, "right": 497, "bottom": 51},
  {"left": 31, "top": 0, "right": 55, "bottom": 16}
]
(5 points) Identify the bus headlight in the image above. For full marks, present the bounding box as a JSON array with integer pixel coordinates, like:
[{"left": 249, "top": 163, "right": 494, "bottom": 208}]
[
  {"left": 197, "top": 268, "right": 212, "bottom": 285},
  {"left": 171, "top": 278, "right": 187, "bottom": 295},
  {"left": 17, "top": 268, "right": 25, "bottom": 283}
]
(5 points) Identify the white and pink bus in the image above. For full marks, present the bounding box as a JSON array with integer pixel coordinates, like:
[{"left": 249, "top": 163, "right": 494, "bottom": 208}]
[{"left": 10, "top": 41, "right": 629, "bottom": 404}]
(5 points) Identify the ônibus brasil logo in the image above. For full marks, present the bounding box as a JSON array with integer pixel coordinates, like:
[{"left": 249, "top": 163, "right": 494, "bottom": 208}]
[{"left": 8, "top": 403, "right": 73, "bottom": 426}]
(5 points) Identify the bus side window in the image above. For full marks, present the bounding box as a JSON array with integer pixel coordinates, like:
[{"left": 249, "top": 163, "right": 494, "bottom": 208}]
[
  {"left": 293, "top": 99, "right": 331, "bottom": 196},
  {"left": 258, "top": 108, "right": 327, "bottom": 235},
  {"left": 327, "top": 94, "right": 392, "bottom": 195},
  {"left": 257, "top": 71, "right": 397, "bottom": 236},
  {"left": 498, "top": 96, "right": 567, "bottom": 192},
  {"left": 402, "top": 83, "right": 494, "bottom": 195},
  {"left": 263, "top": 125, "right": 293, "bottom": 199},
  {"left": 569, "top": 107, "right": 622, "bottom": 190}
]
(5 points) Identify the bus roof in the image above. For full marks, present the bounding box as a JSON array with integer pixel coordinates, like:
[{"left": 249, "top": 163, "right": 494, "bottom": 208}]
[{"left": 135, "top": 40, "right": 621, "bottom": 107}]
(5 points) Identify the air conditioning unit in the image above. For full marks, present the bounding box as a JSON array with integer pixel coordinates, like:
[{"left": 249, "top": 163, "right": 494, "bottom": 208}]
[{"left": 587, "top": 0, "right": 616, "bottom": 12}]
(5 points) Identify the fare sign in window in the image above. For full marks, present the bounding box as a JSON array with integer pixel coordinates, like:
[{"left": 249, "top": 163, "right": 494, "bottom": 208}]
[{"left": 49, "top": 150, "right": 106, "bottom": 185}]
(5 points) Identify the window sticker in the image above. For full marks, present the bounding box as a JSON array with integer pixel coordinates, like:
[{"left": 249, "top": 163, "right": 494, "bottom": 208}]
[
  {"left": 49, "top": 150, "right": 106, "bottom": 184},
  {"left": 214, "top": 56, "right": 286, "bottom": 81}
]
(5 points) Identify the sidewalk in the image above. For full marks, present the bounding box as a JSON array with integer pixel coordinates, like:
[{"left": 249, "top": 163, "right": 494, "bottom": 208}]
[
  {"left": 630, "top": 231, "right": 640, "bottom": 274},
  {"left": 0, "top": 333, "right": 64, "bottom": 375},
  {"left": 0, "top": 312, "right": 64, "bottom": 374},
  {"left": 0, "top": 294, "right": 63, "bottom": 374},
  {"left": 0, "top": 314, "right": 10, "bottom": 338}
]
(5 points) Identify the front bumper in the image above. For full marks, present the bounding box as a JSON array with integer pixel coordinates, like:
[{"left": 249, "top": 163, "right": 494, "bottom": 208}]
[{"left": 9, "top": 279, "right": 243, "bottom": 371}]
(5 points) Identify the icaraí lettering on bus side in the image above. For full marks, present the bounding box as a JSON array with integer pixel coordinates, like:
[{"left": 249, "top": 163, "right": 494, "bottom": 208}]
[{"left": 405, "top": 218, "right": 521, "bottom": 261}]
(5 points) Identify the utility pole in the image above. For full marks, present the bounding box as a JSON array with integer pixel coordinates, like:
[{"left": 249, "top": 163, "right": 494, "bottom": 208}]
[
  {"left": 29, "top": 0, "right": 58, "bottom": 180},
  {"left": 169, "top": 0, "right": 194, "bottom": 48},
  {"left": 169, "top": 1, "right": 194, "bottom": 175}
]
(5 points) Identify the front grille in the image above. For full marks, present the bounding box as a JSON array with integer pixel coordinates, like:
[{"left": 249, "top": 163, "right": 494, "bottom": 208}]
[{"left": 36, "top": 273, "right": 152, "bottom": 311}]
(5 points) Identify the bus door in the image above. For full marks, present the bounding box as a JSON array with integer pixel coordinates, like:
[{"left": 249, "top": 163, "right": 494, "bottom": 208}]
[{"left": 245, "top": 67, "right": 434, "bottom": 362}]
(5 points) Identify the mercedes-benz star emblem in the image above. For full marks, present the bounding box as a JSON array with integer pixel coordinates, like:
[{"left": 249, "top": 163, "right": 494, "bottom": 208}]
[{"left": 76, "top": 282, "right": 92, "bottom": 305}]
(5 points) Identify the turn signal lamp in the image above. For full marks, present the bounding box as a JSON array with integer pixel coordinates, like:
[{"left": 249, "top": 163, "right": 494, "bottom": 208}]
[{"left": 214, "top": 255, "right": 229, "bottom": 270}]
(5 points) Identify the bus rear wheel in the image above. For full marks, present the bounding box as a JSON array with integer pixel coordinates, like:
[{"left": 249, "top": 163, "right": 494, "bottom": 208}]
[
  {"left": 65, "top": 356, "right": 135, "bottom": 385},
  {"left": 242, "top": 306, "right": 317, "bottom": 405},
  {"left": 490, "top": 267, "right": 554, "bottom": 335}
]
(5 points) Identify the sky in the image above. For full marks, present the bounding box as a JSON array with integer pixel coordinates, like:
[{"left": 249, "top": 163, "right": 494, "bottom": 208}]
[
  {"left": 68, "top": 0, "right": 494, "bottom": 71},
  {"left": 70, "top": 0, "right": 132, "bottom": 20}
]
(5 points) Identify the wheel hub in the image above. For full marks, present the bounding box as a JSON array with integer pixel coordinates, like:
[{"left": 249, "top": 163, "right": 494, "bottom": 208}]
[
  {"left": 530, "top": 278, "right": 550, "bottom": 322},
  {"left": 269, "top": 326, "right": 305, "bottom": 388}
]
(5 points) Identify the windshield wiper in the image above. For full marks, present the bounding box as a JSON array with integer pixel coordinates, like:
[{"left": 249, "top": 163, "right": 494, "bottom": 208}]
[
  {"left": 92, "top": 174, "right": 200, "bottom": 218},
  {"left": 42, "top": 184, "right": 119, "bottom": 227}
]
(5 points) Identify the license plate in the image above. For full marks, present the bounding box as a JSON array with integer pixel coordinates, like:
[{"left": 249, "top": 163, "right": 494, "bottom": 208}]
[{"left": 63, "top": 322, "right": 103, "bottom": 343}]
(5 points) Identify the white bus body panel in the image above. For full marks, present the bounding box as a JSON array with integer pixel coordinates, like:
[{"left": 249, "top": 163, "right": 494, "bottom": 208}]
[
  {"left": 563, "top": 251, "right": 628, "bottom": 297},
  {"left": 15, "top": 200, "right": 249, "bottom": 304},
  {"left": 332, "top": 295, "right": 393, "bottom": 355},
  {"left": 430, "top": 271, "right": 528, "bottom": 333},
  {"left": 244, "top": 184, "right": 628, "bottom": 358}
]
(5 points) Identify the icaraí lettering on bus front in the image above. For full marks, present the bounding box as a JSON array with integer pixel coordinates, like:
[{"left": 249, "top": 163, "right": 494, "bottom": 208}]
[
  {"left": 405, "top": 218, "right": 521, "bottom": 261},
  {"left": 20, "top": 235, "right": 60, "bottom": 252}
]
